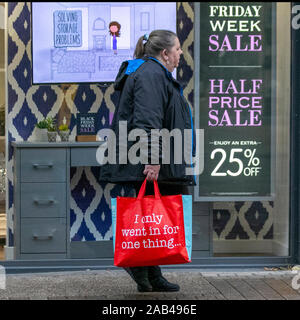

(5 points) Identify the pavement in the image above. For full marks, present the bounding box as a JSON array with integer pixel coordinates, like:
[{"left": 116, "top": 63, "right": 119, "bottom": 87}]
[{"left": 0, "top": 267, "right": 300, "bottom": 300}]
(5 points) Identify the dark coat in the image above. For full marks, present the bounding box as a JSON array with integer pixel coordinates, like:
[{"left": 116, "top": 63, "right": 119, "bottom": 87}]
[{"left": 99, "top": 57, "right": 196, "bottom": 186}]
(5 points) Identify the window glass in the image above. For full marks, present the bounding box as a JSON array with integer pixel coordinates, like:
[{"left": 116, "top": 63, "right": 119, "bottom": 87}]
[{"left": 196, "top": 3, "right": 290, "bottom": 257}]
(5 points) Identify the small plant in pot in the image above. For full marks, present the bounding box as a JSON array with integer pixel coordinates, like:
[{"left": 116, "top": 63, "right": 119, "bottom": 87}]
[
  {"left": 35, "top": 119, "right": 49, "bottom": 142},
  {"left": 46, "top": 117, "right": 57, "bottom": 142},
  {"left": 58, "top": 124, "right": 70, "bottom": 142}
]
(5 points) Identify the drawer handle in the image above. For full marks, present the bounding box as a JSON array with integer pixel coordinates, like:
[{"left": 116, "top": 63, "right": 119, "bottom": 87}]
[
  {"left": 32, "top": 228, "right": 56, "bottom": 240},
  {"left": 32, "top": 234, "right": 54, "bottom": 240},
  {"left": 32, "top": 163, "right": 53, "bottom": 169},
  {"left": 33, "top": 199, "right": 56, "bottom": 205}
]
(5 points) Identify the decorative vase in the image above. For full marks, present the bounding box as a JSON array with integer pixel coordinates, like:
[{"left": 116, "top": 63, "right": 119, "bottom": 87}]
[
  {"left": 47, "top": 131, "right": 57, "bottom": 142},
  {"left": 34, "top": 128, "right": 48, "bottom": 142},
  {"left": 59, "top": 130, "right": 70, "bottom": 142}
]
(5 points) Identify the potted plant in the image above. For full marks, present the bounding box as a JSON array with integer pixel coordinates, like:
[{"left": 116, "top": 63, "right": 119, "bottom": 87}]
[
  {"left": 58, "top": 124, "right": 70, "bottom": 142},
  {"left": 46, "top": 117, "right": 57, "bottom": 142},
  {"left": 35, "top": 118, "right": 49, "bottom": 142}
]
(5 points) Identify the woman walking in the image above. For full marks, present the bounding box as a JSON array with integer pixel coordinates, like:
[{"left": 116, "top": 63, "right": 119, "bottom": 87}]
[{"left": 100, "top": 30, "right": 196, "bottom": 292}]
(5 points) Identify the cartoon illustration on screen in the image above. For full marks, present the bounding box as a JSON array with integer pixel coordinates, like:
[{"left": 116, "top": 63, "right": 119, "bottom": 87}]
[
  {"left": 32, "top": 2, "right": 176, "bottom": 83},
  {"left": 109, "top": 21, "right": 121, "bottom": 55}
]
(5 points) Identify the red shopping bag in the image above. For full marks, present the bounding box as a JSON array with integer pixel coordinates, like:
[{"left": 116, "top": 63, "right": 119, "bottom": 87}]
[{"left": 113, "top": 179, "right": 191, "bottom": 267}]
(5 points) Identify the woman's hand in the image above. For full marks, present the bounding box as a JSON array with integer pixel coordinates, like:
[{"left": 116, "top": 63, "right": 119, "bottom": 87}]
[{"left": 143, "top": 165, "right": 160, "bottom": 181}]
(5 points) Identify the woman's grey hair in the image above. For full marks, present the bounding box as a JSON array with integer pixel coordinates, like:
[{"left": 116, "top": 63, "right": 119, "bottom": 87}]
[{"left": 134, "top": 29, "right": 177, "bottom": 59}]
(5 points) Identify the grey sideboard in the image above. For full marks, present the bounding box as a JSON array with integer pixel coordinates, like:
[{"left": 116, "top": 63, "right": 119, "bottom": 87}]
[
  {"left": 12, "top": 141, "right": 105, "bottom": 260},
  {"left": 12, "top": 141, "right": 212, "bottom": 260}
]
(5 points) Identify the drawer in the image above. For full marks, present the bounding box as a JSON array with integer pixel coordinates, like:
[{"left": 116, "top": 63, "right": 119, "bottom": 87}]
[
  {"left": 20, "top": 183, "right": 66, "bottom": 218},
  {"left": 20, "top": 218, "right": 66, "bottom": 253},
  {"left": 71, "top": 147, "right": 99, "bottom": 167},
  {"left": 192, "top": 215, "right": 210, "bottom": 251},
  {"left": 21, "top": 148, "right": 66, "bottom": 182}
]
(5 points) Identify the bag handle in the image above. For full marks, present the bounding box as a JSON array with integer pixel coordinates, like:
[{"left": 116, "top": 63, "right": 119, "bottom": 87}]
[{"left": 137, "top": 179, "right": 161, "bottom": 200}]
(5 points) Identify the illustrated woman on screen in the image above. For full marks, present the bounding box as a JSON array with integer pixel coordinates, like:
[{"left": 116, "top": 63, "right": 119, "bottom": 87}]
[{"left": 109, "top": 21, "right": 121, "bottom": 55}]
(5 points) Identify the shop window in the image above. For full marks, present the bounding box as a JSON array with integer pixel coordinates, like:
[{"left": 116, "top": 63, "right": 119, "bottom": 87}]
[{"left": 195, "top": 3, "right": 291, "bottom": 257}]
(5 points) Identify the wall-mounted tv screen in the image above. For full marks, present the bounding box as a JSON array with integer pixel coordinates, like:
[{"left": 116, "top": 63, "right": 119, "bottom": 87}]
[{"left": 32, "top": 2, "right": 177, "bottom": 84}]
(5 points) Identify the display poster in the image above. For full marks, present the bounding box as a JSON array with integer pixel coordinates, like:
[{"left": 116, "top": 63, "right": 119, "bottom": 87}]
[
  {"left": 76, "top": 113, "right": 100, "bottom": 136},
  {"left": 32, "top": 2, "right": 176, "bottom": 83},
  {"left": 198, "top": 3, "right": 273, "bottom": 199}
]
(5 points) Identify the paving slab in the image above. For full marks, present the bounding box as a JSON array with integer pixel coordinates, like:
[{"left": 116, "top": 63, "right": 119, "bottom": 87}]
[
  {"left": 0, "top": 269, "right": 299, "bottom": 300},
  {"left": 225, "top": 278, "right": 265, "bottom": 300},
  {"left": 243, "top": 278, "right": 284, "bottom": 300},
  {"left": 203, "top": 278, "right": 245, "bottom": 300},
  {"left": 263, "top": 278, "right": 300, "bottom": 300}
]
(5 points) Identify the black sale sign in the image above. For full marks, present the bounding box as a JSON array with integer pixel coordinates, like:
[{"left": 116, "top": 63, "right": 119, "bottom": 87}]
[{"left": 197, "top": 2, "right": 273, "bottom": 200}]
